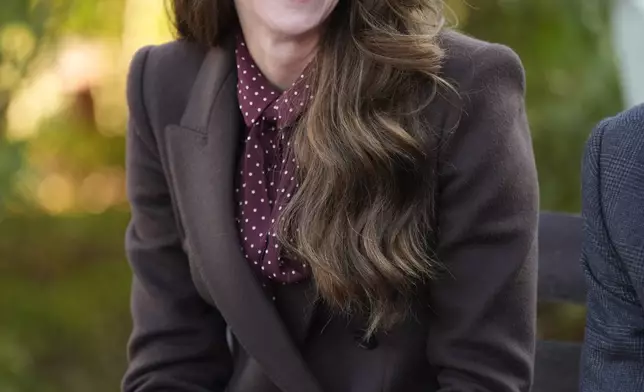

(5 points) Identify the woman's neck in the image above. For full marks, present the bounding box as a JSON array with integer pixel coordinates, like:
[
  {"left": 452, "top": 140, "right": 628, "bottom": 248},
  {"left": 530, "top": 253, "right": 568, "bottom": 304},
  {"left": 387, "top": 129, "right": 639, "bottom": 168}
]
[{"left": 239, "top": 24, "right": 320, "bottom": 90}]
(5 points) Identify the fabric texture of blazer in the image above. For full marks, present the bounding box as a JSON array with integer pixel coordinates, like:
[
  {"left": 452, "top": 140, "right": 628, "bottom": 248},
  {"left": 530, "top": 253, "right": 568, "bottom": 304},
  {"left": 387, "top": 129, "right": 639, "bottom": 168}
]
[
  {"left": 581, "top": 103, "right": 644, "bottom": 391},
  {"left": 122, "top": 29, "right": 539, "bottom": 392}
]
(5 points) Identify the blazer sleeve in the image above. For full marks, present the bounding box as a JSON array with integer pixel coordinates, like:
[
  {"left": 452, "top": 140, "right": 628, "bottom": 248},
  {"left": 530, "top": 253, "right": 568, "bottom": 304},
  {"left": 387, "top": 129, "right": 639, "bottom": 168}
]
[
  {"left": 580, "top": 119, "right": 644, "bottom": 392},
  {"left": 426, "top": 43, "right": 539, "bottom": 392},
  {"left": 122, "top": 47, "right": 233, "bottom": 392}
]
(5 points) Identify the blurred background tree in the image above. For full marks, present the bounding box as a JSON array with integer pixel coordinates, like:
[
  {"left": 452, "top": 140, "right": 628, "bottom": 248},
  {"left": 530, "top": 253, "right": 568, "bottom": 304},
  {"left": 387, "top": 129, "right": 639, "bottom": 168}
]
[
  {"left": 0, "top": 0, "right": 52, "bottom": 212},
  {"left": 0, "top": 0, "right": 627, "bottom": 390},
  {"left": 1, "top": 1, "right": 167, "bottom": 391},
  {"left": 452, "top": 0, "right": 623, "bottom": 211}
]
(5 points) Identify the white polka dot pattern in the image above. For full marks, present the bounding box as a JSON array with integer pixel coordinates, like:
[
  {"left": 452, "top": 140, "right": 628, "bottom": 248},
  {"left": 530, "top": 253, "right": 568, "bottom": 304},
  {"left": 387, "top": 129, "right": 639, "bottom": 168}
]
[{"left": 234, "top": 35, "right": 312, "bottom": 286}]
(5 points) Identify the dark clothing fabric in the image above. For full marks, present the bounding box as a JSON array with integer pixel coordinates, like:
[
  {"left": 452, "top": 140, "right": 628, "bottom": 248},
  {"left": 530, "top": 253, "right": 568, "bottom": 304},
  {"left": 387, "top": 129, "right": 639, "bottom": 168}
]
[
  {"left": 234, "top": 35, "right": 310, "bottom": 285},
  {"left": 122, "top": 29, "right": 538, "bottom": 392},
  {"left": 581, "top": 103, "right": 644, "bottom": 392}
]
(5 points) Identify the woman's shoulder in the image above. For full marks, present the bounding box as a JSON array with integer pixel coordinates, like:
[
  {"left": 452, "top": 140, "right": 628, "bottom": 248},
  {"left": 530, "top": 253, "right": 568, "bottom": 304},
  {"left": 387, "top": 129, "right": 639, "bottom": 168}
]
[
  {"left": 437, "top": 29, "right": 525, "bottom": 96},
  {"left": 430, "top": 29, "right": 527, "bottom": 149},
  {"left": 127, "top": 39, "right": 212, "bottom": 132},
  {"left": 128, "top": 39, "right": 209, "bottom": 93}
]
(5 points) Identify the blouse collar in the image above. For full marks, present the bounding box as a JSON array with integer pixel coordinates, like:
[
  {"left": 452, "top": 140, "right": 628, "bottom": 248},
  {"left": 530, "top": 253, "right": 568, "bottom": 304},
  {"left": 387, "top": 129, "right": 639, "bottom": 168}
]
[{"left": 235, "top": 34, "right": 313, "bottom": 129}]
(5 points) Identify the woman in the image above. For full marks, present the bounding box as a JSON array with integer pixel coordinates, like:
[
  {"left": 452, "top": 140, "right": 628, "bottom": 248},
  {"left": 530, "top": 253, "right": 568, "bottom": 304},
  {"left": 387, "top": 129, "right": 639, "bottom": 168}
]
[{"left": 123, "top": 1, "right": 538, "bottom": 391}]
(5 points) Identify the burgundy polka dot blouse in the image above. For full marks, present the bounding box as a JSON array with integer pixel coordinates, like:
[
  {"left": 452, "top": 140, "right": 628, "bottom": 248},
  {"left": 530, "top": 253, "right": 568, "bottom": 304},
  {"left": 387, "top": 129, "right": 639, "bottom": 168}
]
[{"left": 234, "top": 35, "right": 312, "bottom": 286}]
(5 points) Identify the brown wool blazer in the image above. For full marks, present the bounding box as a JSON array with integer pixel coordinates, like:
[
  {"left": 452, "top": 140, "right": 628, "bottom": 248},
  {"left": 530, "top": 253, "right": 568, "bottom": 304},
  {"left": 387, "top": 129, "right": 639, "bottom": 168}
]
[{"left": 122, "top": 29, "right": 539, "bottom": 392}]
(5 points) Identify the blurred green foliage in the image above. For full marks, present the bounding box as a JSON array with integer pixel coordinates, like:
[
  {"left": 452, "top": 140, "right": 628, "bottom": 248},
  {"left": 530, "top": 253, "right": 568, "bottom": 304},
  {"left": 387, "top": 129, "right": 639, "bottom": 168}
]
[
  {"left": 0, "top": 0, "right": 622, "bottom": 390},
  {"left": 0, "top": 0, "right": 50, "bottom": 209},
  {"left": 0, "top": 212, "right": 130, "bottom": 392},
  {"left": 458, "top": 0, "right": 622, "bottom": 211}
]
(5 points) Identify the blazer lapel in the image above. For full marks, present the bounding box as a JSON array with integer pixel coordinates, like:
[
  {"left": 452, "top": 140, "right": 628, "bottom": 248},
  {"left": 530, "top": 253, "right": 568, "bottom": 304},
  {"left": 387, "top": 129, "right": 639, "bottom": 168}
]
[{"left": 162, "top": 42, "right": 323, "bottom": 392}]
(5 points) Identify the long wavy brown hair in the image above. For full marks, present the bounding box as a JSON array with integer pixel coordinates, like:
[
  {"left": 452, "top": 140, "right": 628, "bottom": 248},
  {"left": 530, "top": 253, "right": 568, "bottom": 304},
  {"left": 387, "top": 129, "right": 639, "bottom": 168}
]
[{"left": 170, "top": 0, "right": 447, "bottom": 334}]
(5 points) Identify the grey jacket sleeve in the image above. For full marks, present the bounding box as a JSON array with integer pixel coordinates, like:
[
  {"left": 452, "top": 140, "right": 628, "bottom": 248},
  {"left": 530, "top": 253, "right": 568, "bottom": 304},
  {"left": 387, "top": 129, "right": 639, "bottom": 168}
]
[
  {"left": 427, "top": 43, "right": 539, "bottom": 392},
  {"left": 122, "top": 46, "right": 233, "bottom": 392},
  {"left": 580, "top": 111, "right": 644, "bottom": 392}
]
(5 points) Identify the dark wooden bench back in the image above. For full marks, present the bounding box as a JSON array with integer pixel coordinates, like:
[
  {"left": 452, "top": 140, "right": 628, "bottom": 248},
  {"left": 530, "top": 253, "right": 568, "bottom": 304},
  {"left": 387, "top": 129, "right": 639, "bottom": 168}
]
[{"left": 534, "top": 212, "right": 585, "bottom": 392}]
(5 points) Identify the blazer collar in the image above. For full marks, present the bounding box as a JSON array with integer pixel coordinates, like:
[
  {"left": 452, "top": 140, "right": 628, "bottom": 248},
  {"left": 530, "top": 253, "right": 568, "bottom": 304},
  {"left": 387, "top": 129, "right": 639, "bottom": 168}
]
[{"left": 167, "top": 39, "right": 322, "bottom": 392}]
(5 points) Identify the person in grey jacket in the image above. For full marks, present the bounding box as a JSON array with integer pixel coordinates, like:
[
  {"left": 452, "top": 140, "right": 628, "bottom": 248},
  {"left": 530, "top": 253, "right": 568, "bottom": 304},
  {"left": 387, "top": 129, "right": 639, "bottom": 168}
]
[{"left": 581, "top": 103, "right": 644, "bottom": 391}]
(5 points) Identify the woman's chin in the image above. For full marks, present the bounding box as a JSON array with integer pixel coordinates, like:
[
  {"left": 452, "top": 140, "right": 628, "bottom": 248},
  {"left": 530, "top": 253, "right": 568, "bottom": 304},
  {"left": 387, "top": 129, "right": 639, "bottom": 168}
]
[
  {"left": 258, "top": 0, "right": 339, "bottom": 38},
  {"left": 266, "top": 18, "right": 324, "bottom": 38}
]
